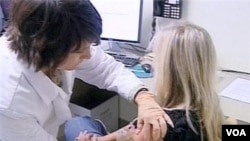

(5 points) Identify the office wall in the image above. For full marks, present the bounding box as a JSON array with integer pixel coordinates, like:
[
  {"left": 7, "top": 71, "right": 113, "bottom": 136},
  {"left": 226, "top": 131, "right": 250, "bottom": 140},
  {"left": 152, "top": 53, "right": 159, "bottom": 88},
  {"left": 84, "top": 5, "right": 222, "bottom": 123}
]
[
  {"left": 142, "top": 0, "right": 250, "bottom": 73},
  {"left": 182, "top": 0, "right": 250, "bottom": 73}
]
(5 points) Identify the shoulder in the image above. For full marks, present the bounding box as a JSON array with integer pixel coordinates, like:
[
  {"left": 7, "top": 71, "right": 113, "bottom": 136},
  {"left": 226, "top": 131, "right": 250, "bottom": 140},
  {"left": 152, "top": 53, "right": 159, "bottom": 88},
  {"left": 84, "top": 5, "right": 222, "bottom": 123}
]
[
  {"left": 0, "top": 45, "right": 26, "bottom": 108},
  {"left": 0, "top": 52, "right": 46, "bottom": 110},
  {"left": 0, "top": 70, "right": 55, "bottom": 121}
]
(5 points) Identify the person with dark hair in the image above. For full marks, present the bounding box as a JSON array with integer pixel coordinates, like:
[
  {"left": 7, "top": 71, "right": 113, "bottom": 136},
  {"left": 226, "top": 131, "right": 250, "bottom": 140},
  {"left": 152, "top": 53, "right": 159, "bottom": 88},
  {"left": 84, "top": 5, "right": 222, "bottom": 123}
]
[{"left": 0, "top": 0, "right": 171, "bottom": 141}]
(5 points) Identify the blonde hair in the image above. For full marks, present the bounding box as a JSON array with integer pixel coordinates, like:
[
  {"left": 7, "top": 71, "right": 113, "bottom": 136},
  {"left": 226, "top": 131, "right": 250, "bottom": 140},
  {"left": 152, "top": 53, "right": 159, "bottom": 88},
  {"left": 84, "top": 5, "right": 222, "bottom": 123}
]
[{"left": 152, "top": 21, "right": 223, "bottom": 141}]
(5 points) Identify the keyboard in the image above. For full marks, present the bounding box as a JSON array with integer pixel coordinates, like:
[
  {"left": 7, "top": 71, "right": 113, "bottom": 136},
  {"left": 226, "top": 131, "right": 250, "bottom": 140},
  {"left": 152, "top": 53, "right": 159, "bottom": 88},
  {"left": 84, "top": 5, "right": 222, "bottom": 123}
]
[{"left": 106, "top": 52, "right": 140, "bottom": 67}]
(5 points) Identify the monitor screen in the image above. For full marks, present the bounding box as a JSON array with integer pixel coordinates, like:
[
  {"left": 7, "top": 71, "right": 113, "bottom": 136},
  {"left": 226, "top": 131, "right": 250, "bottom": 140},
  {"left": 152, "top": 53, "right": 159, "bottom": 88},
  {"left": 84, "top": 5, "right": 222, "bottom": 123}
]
[{"left": 90, "top": 0, "right": 143, "bottom": 43}]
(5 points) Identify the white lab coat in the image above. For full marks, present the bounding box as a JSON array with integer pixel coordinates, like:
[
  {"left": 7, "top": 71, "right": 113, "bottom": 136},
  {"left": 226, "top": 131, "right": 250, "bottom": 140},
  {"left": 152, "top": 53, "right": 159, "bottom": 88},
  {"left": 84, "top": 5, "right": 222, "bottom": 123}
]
[{"left": 0, "top": 35, "right": 144, "bottom": 141}]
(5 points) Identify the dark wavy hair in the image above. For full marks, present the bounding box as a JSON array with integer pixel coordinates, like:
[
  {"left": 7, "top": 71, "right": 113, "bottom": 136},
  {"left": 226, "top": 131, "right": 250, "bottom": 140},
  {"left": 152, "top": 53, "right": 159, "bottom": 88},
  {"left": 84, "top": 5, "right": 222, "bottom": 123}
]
[{"left": 7, "top": 0, "right": 102, "bottom": 72}]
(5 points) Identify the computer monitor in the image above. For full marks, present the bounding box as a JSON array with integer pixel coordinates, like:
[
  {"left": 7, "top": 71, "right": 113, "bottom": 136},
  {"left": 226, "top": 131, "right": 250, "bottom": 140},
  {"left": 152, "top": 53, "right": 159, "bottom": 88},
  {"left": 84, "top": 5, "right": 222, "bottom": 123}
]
[{"left": 90, "top": 0, "right": 143, "bottom": 43}]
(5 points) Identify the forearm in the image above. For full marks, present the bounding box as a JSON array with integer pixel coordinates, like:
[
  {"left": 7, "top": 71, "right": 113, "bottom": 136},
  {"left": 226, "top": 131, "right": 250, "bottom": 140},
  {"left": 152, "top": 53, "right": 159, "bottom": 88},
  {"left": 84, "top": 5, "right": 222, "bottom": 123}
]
[
  {"left": 98, "top": 132, "right": 116, "bottom": 141},
  {"left": 98, "top": 124, "right": 133, "bottom": 141}
]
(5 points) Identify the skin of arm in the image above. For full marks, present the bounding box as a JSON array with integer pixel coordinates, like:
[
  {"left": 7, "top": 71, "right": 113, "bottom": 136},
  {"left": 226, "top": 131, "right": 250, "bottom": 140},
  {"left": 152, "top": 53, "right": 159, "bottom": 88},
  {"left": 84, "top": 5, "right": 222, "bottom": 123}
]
[{"left": 77, "top": 123, "right": 151, "bottom": 141}]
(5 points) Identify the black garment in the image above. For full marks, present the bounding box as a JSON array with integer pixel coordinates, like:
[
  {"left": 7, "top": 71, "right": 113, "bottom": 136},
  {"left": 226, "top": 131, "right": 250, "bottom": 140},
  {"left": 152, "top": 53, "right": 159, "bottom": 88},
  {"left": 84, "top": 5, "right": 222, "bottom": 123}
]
[
  {"left": 132, "top": 109, "right": 206, "bottom": 141},
  {"left": 163, "top": 109, "right": 206, "bottom": 141}
]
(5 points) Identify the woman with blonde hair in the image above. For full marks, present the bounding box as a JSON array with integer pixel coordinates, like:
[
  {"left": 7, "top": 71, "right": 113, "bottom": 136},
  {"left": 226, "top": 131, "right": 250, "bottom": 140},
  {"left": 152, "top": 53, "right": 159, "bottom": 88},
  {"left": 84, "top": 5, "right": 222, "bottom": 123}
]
[
  {"left": 152, "top": 21, "right": 224, "bottom": 141},
  {"left": 72, "top": 21, "right": 224, "bottom": 141}
]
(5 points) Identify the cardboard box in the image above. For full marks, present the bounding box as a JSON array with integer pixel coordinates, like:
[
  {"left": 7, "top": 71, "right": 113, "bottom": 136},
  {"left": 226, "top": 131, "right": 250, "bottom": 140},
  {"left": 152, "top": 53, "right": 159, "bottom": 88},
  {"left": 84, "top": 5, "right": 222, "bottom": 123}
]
[
  {"left": 69, "top": 95, "right": 118, "bottom": 132},
  {"left": 69, "top": 78, "right": 119, "bottom": 132}
]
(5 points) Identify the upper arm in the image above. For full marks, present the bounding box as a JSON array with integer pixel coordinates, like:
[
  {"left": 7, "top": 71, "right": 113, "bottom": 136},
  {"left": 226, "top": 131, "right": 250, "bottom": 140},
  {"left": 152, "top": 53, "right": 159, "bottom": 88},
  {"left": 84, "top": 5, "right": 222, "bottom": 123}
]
[
  {"left": 75, "top": 46, "right": 144, "bottom": 101},
  {"left": 0, "top": 109, "right": 57, "bottom": 141}
]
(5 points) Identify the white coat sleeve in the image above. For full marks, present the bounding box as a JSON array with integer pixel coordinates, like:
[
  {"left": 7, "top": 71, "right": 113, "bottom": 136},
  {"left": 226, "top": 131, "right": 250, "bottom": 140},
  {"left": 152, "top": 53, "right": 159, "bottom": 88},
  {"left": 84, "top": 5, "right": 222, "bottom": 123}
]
[
  {"left": 0, "top": 109, "right": 57, "bottom": 141},
  {"left": 75, "top": 46, "right": 146, "bottom": 101}
]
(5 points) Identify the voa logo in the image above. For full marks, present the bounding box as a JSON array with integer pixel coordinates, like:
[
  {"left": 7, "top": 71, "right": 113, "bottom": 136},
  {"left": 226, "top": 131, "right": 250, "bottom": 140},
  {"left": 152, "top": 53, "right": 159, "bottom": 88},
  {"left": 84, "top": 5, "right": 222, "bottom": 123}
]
[{"left": 226, "top": 129, "right": 247, "bottom": 136}]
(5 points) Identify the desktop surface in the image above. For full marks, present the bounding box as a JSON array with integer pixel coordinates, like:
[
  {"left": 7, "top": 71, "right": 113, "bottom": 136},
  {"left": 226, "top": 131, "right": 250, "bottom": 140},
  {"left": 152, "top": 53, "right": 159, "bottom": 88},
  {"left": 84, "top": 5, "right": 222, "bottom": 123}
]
[{"left": 216, "top": 71, "right": 250, "bottom": 123}]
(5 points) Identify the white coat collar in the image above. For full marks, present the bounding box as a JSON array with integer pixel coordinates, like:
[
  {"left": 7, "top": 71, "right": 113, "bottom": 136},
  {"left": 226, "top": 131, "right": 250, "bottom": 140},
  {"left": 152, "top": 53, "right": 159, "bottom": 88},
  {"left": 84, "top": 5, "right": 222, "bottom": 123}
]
[
  {"left": 23, "top": 67, "right": 72, "bottom": 123},
  {"left": 23, "top": 68, "right": 60, "bottom": 105}
]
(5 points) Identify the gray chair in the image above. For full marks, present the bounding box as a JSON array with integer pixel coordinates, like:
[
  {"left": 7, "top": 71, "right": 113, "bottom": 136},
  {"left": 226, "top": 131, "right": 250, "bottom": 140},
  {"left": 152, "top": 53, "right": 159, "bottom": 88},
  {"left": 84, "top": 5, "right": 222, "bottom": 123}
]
[
  {"left": 0, "top": 5, "right": 4, "bottom": 35},
  {"left": 0, "top": 0, "right": 11, "bottom": 19},
  {"left": 0, "top": 0, "right": 11, "bottom": 35}
]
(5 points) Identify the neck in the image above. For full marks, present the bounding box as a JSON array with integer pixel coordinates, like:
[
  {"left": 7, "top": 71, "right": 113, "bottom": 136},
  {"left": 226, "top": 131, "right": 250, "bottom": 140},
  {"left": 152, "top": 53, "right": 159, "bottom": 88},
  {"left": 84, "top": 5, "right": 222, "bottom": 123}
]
[{"left": 41, "top": 68, "right": 57, "bottom": 79}]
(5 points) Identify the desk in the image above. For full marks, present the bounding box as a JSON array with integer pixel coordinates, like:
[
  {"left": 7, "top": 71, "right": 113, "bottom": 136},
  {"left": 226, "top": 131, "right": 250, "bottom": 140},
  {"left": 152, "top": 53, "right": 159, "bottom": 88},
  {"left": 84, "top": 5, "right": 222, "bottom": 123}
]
[
  {"left": 119, "top": 70, "right": 250, "bottom": 124},
  {"left": 216, "top": 71, "right": 250, "bottom": 124},
  {"left": 101, "top": 45, "right": 250, "bottom": 124}
]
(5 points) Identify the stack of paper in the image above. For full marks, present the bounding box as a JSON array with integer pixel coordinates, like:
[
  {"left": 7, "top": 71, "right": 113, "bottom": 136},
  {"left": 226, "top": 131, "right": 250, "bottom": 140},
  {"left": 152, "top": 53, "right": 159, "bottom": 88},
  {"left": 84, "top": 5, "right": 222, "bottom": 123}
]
[{"left": 220, "top": 78, "right": 250, "bottom": 104}]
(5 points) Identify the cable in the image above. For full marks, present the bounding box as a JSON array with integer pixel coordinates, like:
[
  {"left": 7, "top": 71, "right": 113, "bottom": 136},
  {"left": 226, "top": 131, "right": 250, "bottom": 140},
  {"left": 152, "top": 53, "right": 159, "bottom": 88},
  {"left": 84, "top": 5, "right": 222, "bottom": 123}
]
[{"left": 220, "top": 69, "right": 250, "bottom": 75}]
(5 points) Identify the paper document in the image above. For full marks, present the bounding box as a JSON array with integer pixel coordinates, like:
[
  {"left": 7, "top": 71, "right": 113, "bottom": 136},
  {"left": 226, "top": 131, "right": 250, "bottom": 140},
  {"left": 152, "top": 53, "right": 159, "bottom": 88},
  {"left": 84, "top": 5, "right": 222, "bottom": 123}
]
[{"left": 219, "top": 78, "right": 250, "bottom": 103}]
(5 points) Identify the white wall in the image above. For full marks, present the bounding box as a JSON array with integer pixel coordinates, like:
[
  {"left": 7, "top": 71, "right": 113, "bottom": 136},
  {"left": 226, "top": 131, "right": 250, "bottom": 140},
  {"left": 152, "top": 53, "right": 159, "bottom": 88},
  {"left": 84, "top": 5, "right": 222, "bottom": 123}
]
[
  {"left": 143, "top": 0, "right": 250, "bottom": 73},
  {"left": 183, "top": 0, "right": 250, "bottom": 73}
]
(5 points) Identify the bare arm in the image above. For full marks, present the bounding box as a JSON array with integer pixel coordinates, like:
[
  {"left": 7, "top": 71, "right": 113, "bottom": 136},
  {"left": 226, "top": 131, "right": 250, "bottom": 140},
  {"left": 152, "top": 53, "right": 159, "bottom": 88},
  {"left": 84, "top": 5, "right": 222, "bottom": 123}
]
[{"left": 76, "top": 123, "right": 152, "bottom": 141}]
